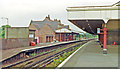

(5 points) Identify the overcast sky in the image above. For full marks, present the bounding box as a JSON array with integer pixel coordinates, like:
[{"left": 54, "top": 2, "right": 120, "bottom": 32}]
[{"left": 0, "top": 0, "right": 119, "bottom": 32}]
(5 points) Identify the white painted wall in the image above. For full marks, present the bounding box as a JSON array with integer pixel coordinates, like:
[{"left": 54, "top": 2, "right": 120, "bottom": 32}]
[{"left": 67, "top": 6, "right": 119, "bottom": 22}]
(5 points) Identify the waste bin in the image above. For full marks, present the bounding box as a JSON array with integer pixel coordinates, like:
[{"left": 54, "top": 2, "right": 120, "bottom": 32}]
[{"left": 30, "top": 42, "right": 35, "bottom": 46}]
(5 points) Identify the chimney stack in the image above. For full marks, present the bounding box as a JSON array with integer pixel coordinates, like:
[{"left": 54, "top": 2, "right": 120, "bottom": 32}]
[
  {"left": 45, "top": 15, "right": 50, "bottom": 20},
  {"left": 54, "top": 19, "right": 57, "bottom": 21}
]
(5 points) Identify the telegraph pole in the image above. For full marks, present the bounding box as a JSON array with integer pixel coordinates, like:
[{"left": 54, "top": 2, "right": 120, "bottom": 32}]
[
  {"left": 1, "top": 17, "right": 9, "bottom": 25},
  {"left": 6, "top": 18, "right": 8, "bottom": 25}
]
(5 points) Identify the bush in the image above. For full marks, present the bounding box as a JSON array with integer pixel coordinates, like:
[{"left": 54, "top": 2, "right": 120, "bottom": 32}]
[{"left": 0, "top": 25, "right": 11, "bottom": 38}]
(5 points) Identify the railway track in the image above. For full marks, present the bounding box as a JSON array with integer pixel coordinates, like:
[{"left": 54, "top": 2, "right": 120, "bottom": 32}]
[
  {"left": 2, "top": 40, "right": 90, "bottom": 69},
  {"left": 32, "top": 45, "right": 77, "bottom": 68}
]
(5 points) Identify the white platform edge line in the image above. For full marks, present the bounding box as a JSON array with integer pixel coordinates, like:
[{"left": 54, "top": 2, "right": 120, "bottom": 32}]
[{"left": 56, "top": 41, "right": 91, "bottom": 69}]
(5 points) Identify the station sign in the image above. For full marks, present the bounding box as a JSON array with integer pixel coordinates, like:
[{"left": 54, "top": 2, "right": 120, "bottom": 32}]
[
  {"left": 97, "top": 28, "right": 100, "bottom": 33},
  {"left": 29, "top": 34, "right": 34, "bottom": 38}
]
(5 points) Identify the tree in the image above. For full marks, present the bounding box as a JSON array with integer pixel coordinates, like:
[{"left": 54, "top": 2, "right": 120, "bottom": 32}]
[{"left": 0, "top": 25, "right": 11, "bottom": 38}]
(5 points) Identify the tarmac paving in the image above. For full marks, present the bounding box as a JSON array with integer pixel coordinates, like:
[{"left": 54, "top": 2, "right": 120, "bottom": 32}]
[{"left": 62, "top": 40, "right": 118, "bottom": 67}]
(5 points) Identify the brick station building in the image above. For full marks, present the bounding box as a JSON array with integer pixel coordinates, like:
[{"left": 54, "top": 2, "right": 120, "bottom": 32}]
[{"left": 29, "top": 15, "right": 70, "bottom": 43}]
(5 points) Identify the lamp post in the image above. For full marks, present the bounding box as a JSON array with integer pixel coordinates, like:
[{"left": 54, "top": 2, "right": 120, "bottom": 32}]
[{"left": 6, "top": 18, "right": 8, "bottom": 25}]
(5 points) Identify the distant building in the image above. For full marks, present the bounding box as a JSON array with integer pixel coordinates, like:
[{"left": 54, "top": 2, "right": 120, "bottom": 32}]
[{"left": 29, "top": 15, "right": 70, "bottom": 43}]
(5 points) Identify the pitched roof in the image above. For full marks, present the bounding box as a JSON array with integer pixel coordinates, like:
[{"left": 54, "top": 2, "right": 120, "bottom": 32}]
[
  {"left": 46, "top": 23, "right": 54, "bottom": 31},
  {"left": 31, "top": 16, "right": 59, "bottom": 30},
  {"left": 32, "top": 23, "right": 41, "bottom": 30}
]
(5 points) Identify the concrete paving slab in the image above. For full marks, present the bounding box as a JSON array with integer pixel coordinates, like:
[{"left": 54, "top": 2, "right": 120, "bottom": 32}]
[{"left": 62, "top": 40, "right": 118, "bottom": 67}]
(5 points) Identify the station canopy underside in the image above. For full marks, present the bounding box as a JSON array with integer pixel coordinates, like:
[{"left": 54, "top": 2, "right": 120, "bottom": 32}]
[{"left": 69, "top": 19, "right": 105, "bottom": 35}]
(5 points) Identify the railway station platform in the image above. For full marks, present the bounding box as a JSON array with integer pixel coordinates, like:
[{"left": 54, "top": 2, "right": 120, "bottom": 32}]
[
  {"left": 0, "top": 40, "right": 79, "bottom": 62},
  {"left": 62, "top": 40, "right": 118, "bottom": 67}
]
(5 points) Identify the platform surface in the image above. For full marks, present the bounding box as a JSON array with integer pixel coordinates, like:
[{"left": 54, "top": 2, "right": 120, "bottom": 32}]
[
  {"left": 1, "top": 40, "right": 78, "bottom": 61},
  {"left": 63, "top": 40, "right": 118, "bottom": 67}
]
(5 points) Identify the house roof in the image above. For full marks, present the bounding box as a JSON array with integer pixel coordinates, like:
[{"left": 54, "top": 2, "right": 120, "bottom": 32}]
[
  {"left": 32, "top": 23, "right": 41, "bottom": 30},
  {"left": 46, "top": 23, "right": 54, "bottom": 31},
  {"left": 31, "top": 15, "right": 59, "bottom": 31},
  {"left": 40, "top": 23, "right": 54, "bottom": 31}
]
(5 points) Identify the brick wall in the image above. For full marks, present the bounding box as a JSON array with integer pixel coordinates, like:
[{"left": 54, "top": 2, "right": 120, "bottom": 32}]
[
  {"left": 107, "top": 31, "right": 119, "bottom": 45},
  {"left": 106, "top": 19, "right": 120, "bottom": 45},
  {"left": 39, "top": 24, "right": 55, "bottom": 43},
  {"left": 29, "top": 23, "right": 39, "bottom": 37},
  {"left": 1, "top": 38, "right": 33, "bottom": 50}
]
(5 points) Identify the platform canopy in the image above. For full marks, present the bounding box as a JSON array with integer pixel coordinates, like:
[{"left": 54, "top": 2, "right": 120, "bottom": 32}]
[
  {"left": 66, "top": 1, "right": 120, "bottom": 34},
  {"left": 55, "top": 28, "right": 72, "bottom": 33},
  {"left": 55, "top": 28, "right": 80, "bottom": 34}
]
